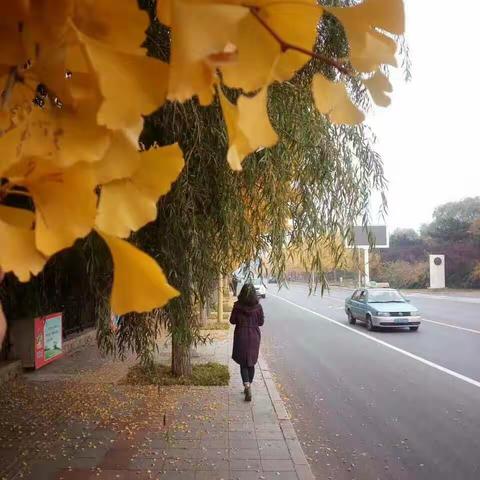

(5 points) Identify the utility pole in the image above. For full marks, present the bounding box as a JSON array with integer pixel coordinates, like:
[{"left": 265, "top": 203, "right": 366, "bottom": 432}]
[{"left": 364, "top": 248, "right": 370, "bottom": 286}]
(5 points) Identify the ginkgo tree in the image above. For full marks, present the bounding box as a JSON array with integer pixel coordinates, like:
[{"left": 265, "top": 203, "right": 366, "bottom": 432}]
[
  {"left": 285, "top": 240, "right": 360, "bottom": 285},
  {"left": 0, "top": 0, "right": 404, "bottom": 339}
]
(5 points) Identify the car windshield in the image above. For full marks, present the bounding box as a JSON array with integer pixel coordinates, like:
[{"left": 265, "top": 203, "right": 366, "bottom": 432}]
[
  {"left": 252, "top": 278, "right": 263, "bottom": 285},
  {"left": 368, "top": 290, "right": 406, "bottom": 303}
]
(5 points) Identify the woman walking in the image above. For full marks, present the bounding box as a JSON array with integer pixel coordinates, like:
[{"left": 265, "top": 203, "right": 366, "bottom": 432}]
[{"left": 229, "top": 282, "right": 264, "bottom": 401}]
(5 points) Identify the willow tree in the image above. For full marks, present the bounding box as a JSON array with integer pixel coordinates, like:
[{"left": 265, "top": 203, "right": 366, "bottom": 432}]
[
  {"left": 95, "top": 1, "right": 396, "bottom": 376},
  {"left": 1, "top": 0, "right": 405, "bottom": 370}
]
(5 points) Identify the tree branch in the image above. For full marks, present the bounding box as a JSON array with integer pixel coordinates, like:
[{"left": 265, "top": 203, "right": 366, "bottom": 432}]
[{"left": 249, "top": 6, "right": 352, "bottom": 76}]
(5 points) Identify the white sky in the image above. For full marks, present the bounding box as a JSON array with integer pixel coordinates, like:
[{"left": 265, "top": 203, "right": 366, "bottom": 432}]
[{"left": 368, "top": 0, "right": 480, "bottom": 232}]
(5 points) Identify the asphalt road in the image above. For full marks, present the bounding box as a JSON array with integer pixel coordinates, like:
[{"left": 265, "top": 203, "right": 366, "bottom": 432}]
[{"left": 260, "top": 284, "right": 480, "bottom": 480}]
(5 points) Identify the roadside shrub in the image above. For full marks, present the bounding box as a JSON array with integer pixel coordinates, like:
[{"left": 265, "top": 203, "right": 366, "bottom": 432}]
[
  {"left": 470, "top": 262, "right": 480, "bottom": 286},
  {"left": 372, "top": 260, "right": 428, "bottom": 289}
]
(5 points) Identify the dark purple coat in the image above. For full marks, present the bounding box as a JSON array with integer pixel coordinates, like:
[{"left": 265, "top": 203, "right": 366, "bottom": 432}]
[{"left": 230, "top": 301, "right": 264, "bottom": 367}]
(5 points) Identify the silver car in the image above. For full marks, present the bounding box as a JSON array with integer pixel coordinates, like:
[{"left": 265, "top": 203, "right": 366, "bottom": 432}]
[{"left": 345, "top": 288, "right": 422, "bottom": 331}]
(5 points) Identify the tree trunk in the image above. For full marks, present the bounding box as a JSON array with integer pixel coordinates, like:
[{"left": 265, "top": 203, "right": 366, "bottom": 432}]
[
  {"left": 217, "top": 274, "right": 223, "bottom": 323},
  {"left": 199, "top": 300, "right": 208, "bottom": 326},
  {"left": 171, "top": 336, "right": 192, "bottom": 377}
]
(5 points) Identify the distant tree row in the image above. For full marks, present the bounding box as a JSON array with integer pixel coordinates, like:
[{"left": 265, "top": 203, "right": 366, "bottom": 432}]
[{"left": 372, "top": 197, "right": 480, "bottom": 288}]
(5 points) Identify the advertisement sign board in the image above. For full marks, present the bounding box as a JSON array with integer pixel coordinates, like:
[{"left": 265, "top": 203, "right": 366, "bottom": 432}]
[
  {"left": 349, "top": 225, "right": 388, "bottom": 248},
  {"left": 34, "top": 313, "right": 63, "bottom": 369}
]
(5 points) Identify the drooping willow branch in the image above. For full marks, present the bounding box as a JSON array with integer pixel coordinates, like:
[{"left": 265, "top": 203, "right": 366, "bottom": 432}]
[{"left": 248, "top": 6, "right": 352, "bottom": 76}]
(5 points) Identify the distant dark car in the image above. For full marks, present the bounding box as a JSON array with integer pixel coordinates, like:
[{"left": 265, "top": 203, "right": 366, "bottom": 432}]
[{"left": 268, "top": 277, "right": 278, "bottom": 284}]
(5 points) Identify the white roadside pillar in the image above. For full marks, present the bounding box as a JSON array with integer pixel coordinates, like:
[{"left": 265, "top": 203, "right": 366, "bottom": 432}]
[{"left": 429, "top": 255, "right": 445, "bottom": 289}]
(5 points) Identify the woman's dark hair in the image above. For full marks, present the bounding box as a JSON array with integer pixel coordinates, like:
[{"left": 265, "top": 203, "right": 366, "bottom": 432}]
[{"left": 238, "top": 283, "right": 259, "bottom": 307}]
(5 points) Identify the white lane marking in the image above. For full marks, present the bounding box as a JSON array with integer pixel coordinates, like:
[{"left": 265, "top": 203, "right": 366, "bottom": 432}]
[
  {"left": 270, "top": 293, "right": 480, "bottom": 390},
  {"left": 422, "top": 318, "right": 480, "bottom": 335}
]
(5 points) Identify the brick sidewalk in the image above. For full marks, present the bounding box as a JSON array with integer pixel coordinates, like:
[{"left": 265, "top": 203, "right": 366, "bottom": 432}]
[{"left": 0, "top": 329, "right": 315, "bottom": 480}]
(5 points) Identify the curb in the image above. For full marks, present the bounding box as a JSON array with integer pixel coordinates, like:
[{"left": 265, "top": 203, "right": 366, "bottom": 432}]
[{"left": 258, "top": 354, "right": 316, "bottom": 480}]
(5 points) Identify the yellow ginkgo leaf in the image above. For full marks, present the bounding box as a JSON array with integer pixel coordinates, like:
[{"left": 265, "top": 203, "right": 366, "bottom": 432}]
[
  {"left": 32, "top": 163, "right": 97, "bottom": 256},
  {"left": 325, "top": 0, "right": 403, "bottom": 73},
  {"left": 27, "top": 0, "right": 73, "bottom": 45},
  {"left": 99, "top": 232, "right": 179, "bottom": 315},
  {"left": 73, "top": 0, "right": 149, "bottom": 54},
  {"left": 95, "top": 143, "right": 185, "bottom": 237},
  {"left": 96, "top": 182, "right": 156, "bottom": 238},
  {"left": 168, "top": 0, "right": 248, "bottom": 104},
  {"left": 12, "top": 97, "right": 110, "bottom": 168},
  {"left": 78, "top": 31, "right": 168, "bottom": 136},
  {"left": 0, "top": 111, "right": 10, "bottom": 130},
  {"left": 92, "top": 130, "right": 140, "bottom": 185},
  {"left": 28, "top": 20, "right": 100, "bottom": 110},
  {"left": 360, "top": 0, "right": 405, "bottom": 36},
  {"left": 17, "top": 107, "right": 57, "bottom": 161},
  {"left": 221, "top": 1, "right": 321, "bottom": 92},
  {"left": 0, "top": 127, "right": 23, "bottom": 175},
  {"left": 221, "top": 14, "right": 278, "bottom": 93},
  {"left": 0, "top": 206, "right": 47, "bottom": 282},
  {"left": 312, "top": 74, "right": 365, "bottom": 125},
  {"left": 0, "top": 2, "right": 31, "bottom": 66},
  {"left": 2, "top": 1, "right": 30, "bottom": 20},
  {"left": 262, "top": 2, "right": 321, "bottom": 55},
  {"left": 7, "top": 159, "right": 98, "bottom": 256},
  {"left": 55, "top": 103, "right": 111, "bottom": 167},
  {"left": 219, "top": 88, "right": 278, "bottom": 170},
  {"left": 363, "top": 70, "right": 392, "bottom": 107},
  {"left": 132, "top": 143, "right": 185, "bottom": 199},
  {"left": 350, "top": 30, "right": 397, "bottom": 73},
  {"left": 32, "top": 43, "right": 87, "bottom": 109},
  {"left": 273, "top": 50, "right": 311, "bottom": 84},
  {"left": 219, "top": 89, "right": 251, "bottom": 170},
  {"left": 0, "top": 21, "right": 27, "bottom": 67},
  {"left": 157, "top": 0, "right": 173, "bottom": 26},
  {"left": 326, "top": 0, "right": 404, "bottom": 38},
  {"left": 237, "top": 89, "right": 278, "bottom": 152}
]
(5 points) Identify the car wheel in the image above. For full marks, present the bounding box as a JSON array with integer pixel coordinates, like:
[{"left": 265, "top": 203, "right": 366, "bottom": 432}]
[
  {"left": 366, "top": 316, "right": 374, "bottom": 331},
  {"left": 347, "top": 310, "right": 356, "bottom": 325},
  {"left": 410, "top": 326, "right": 419, "bottom": 331},
  {"left": 262, "top": 294, "right": 266, "bottom": 299}
]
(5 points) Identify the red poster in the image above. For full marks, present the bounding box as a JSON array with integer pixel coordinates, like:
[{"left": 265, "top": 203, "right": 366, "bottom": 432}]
[{"left": 34, "top": 313, "right": 63, "bottom": 369}]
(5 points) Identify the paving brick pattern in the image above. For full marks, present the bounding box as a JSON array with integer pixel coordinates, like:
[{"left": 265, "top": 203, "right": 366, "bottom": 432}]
[{"left": 1, "top": 329, "right": 314, "bottom": 480}]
